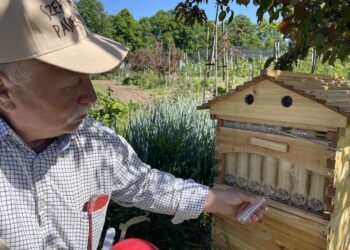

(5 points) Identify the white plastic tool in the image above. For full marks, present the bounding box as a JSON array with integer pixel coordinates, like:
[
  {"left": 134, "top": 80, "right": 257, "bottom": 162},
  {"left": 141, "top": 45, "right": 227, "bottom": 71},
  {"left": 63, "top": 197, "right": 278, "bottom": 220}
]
[
  {"left": 101, "top": 227, "right": 116, "bottom": 250},
  {"left": 238, "top": 197, "right": 267, "bottom": 223}
]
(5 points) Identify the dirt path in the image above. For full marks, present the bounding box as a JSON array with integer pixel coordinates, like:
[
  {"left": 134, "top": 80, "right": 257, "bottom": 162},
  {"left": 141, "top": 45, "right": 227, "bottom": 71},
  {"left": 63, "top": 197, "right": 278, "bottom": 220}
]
[{"left": 93, "top": 80, "right": 154, "bottom": 104}]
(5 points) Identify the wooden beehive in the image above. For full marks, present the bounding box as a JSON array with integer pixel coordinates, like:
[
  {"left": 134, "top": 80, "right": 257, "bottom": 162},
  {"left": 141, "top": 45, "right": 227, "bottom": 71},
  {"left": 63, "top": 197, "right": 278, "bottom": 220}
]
[{"left": 198, "top": 70, "right": 350, "bottom": 250}]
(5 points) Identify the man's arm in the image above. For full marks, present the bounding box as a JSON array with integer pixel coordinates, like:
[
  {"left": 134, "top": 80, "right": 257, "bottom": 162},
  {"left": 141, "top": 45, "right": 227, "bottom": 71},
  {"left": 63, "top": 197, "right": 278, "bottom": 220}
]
[{"left": 204, "top": 188, "right": 267, "bottom": 223}]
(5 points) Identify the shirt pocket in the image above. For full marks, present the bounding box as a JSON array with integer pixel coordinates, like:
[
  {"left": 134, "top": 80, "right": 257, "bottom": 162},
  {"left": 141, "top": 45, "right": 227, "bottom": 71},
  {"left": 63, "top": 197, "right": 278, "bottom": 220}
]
[{"left": 81, "top": 194, "right": 110, "bottom": 250}]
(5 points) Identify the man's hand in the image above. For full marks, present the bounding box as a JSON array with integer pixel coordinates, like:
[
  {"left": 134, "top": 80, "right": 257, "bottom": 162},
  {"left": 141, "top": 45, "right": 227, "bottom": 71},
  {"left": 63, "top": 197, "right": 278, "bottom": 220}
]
[{"left": 203, "top": 187, "right": 267, "bottom": 223}]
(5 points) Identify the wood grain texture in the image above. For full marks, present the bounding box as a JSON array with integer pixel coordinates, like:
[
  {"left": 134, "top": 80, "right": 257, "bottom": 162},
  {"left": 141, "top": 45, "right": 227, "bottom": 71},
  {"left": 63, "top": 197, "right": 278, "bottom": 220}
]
[
  {"left": 212, "top": 184, "right": 328, "bottom": 250},
  {"left": 263, "top": 69, "right": 336, "bottom": 80},
  {"left": 216, "top": 127, "right": 334, "bottom": 176},
  {"left": 199, "top": 70, "right": 350, "bottom": 119},
  {"left": 250, "top": 137, "right": 289, "bottom": 153},
  {"left": 329, "top": 126, "right": 350, "bottom": 250},
  {"left": 209, "top": 80, "right": 347, "bottom": 129}
]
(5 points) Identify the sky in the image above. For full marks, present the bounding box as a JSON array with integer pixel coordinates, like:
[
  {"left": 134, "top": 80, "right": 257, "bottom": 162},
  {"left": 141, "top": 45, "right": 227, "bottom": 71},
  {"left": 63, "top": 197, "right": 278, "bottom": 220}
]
[{"left": 100, "top": 0, "right": 258, "bottom": 23}]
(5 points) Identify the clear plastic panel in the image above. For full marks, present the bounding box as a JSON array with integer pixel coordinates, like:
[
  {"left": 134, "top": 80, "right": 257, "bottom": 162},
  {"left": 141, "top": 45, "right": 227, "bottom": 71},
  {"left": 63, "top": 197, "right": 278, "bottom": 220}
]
[
  {"left": 291, "top": 165, "right": 310, "bottom": 206},
  {"left": 224, "top": 153, "right": 237, "bottom": 184},
  {"left": 261, "top": 156, "right": 277, "bottom": 196},
  {"left": 248, "top": 153, "right": 262, "bottom": 192},
  {"left": 308, "top": 173, "right": 326, "bottom": 212},
  {"left": 236, "top": 152, "right": 249, "bottom": 187},
  {"left": 222, "top": 151, "right": 328, "bottom": 215},
  {"left": 276, "top": 159, "right": 292, "bottom": 201}
]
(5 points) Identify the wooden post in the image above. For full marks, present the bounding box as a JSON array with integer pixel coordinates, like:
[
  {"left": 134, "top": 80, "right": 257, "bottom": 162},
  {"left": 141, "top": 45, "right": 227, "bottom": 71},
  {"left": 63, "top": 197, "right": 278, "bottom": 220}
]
[
  {"left": 206, "top": 5, "right": 219, "bottom": 98},
  {"left": 223, "top": 22, "right": 229, "bottom": 92},
  {"left": 329, "top": 126, "right": 350, "bottom": 249},
  {"left": 167, "top": 46, "right": 171, "bottom": 88},
  {"left": 311, "top": 47, "right": 317, "bottom": 73},
  {"left": 214, "top": 6, "right": 218, "bottom": 97},
  {"left": 198, "top": 50, "right": 201, "bottom": 80},
  {"left": 203, "top": 25, "right": 210, "bottom": 103}
]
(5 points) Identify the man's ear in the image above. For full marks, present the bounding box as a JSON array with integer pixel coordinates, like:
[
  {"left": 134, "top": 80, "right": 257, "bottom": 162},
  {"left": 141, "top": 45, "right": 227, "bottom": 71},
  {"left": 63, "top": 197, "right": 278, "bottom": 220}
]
[{"left": 0, "top": 73, "right": 15, "bottom": 111}]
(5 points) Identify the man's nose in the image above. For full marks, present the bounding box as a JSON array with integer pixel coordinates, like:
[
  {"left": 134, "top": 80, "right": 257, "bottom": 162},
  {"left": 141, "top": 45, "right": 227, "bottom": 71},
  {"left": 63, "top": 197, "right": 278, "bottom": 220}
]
[{"left": 77, "top": 76, "right": 97, "bottom": 105}]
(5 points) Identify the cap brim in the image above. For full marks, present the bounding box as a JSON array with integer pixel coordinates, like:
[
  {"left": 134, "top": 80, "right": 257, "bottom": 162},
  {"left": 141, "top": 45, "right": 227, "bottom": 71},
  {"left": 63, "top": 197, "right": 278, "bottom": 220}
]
[{"left": 36, "top": 33, "right": 129, "bottom": 74}]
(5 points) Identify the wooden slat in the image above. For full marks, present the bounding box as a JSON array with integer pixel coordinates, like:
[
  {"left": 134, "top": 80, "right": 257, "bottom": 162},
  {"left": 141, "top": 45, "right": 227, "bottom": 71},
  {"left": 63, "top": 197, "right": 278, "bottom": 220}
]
[
  {"left": 263, "top": 69, "right": 335, "bottom": 80},
  {"left": 210, "top": 80, "right": 348, "bottom": 129},
  {"left": 298, "top": 86, "right": 350, "bottom": 91},
  {"left": 340, "top": 107, "right": 350, "bottom": 113},
  {"left": 212, "top": 214, "right": 327, "bottom": 250},
  {"left": 279, "top": 80, "right": 336, "bottom": 86},
  {"left": 280, "top": 79, "right": 342, "bottom": 85},
  {"left": 325, "top": 98, "right": 350, "bottom": 103},
  {"left": 216, "top": 127, "right": 335, "bottom": 176},
  {"left": 308, "top": 90, "right": 350, "bottom": 95},
  {"left": 329, "top": 126, "right": 350, "bottom": 249},
  {"left": 212, "top": 184, "right": 328, "bottom": 250},
  {"left": 216, "top": 115, "right": 337, "bottom": 132},
  {"left": 250, "top": 137, "right": 289, "bottom": 152},
  {"left": 328, "top": 102, "right": 350, "bottom": 108}
]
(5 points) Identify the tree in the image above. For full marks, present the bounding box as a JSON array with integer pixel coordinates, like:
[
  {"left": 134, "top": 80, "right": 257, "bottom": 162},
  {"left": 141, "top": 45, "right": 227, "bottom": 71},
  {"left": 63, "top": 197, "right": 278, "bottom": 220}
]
[
  {"left": 175, "top": 0, "right": 350, "bottom": 70},
  {"left": 149, "top": 10, "right": 207, "bottom": 52},
  {"left": 257, "top": 19, "right": 288, "bottom": 50},
  {"left": 177, "top": 22, "right": 207, "bottom": 52},
  {"left": 111, "top": 9, "right": 144, "bottom": 50},
  {"left": 226, "top": 15, "right": 263, "bottom": 49},
  {"left": 76, "top": 0, "right": 113, "bottom": 39},
  {"left": 149, "top": 11, "right": 179, "bottom": 47},
  {"left": 138, "top": 17, "right": 156, "bottom": 49}
]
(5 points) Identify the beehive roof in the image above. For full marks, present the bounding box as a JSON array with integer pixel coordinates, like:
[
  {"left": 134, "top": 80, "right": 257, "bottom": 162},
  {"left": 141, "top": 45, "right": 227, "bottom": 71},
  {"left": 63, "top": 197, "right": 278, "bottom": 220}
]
[{"left": 199, "top": 69, "right": 350, "bottom": 116}]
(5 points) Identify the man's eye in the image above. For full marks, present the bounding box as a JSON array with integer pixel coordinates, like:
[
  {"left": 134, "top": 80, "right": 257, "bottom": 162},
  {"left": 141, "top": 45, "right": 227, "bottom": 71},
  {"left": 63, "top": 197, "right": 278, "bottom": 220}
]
[{"left": 64, "top": 80, "right": 81, "bottom": 90}]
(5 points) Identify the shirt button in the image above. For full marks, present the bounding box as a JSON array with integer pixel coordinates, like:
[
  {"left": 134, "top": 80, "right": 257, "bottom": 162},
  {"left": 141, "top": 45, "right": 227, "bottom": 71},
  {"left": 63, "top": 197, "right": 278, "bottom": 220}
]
[{"left": 39, "top": 199, "right": 46, "bottom": 209}]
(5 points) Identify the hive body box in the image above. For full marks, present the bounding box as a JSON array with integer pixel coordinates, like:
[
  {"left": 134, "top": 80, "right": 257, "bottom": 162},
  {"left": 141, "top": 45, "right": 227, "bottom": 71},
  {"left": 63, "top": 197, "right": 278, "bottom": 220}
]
[{"left": 199, "top": 70, "right": 350, "bottom": 250}]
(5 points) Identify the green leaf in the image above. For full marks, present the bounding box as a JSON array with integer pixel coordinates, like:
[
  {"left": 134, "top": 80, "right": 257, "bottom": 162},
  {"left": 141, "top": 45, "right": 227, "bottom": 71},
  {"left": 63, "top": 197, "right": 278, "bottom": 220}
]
[
  {"left": 299, "top": 19, "right": 311, "bottom": 34},
  {"left": 322, "top": 50, "right": 332, "bottom": 64},
  {"left": 343, "top": 6, "right": 350, "bottom": 23},
  {"left": 338, "top": 42, "right": 350, "bottom": 61},
  {"left": 259, "top": 0, "right": 273, "bottom": 10},
  {"left": 219, "top": 10, "right": 226, "bottom": 21},
  {"left": 237, "top": 0, "right": 249, "bottom": 5},
  {"left": 314, "top": 33, "right": 324, "bottom": 47},
  {"left": 228, "top": 10, "right": 234, "bottom": 23},
  {"left": 329, "top": 52, "right": 337, "bottom": 66}
]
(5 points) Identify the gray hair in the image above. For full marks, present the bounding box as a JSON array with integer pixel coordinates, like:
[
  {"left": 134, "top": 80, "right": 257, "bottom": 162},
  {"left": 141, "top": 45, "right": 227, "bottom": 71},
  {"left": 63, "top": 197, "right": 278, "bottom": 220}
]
[{"left": 0, "top": 60, "right": 34, "bottom": 86}]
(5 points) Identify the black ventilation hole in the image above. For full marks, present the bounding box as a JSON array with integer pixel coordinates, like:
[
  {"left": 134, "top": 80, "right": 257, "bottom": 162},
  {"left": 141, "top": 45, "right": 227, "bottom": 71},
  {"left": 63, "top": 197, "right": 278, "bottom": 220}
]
[
  {"left": 245, "top": 94, "right": 254, "bottom": 105},
  {"left": 281, "top": 96, "right": 293, "bottom": 107}
]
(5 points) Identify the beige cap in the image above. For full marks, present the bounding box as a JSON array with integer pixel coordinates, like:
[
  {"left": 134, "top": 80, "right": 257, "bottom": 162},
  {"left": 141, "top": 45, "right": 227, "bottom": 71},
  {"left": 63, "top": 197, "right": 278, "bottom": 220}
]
[{"left": 0, "top": 0, "right": 129, "bottom": 74}]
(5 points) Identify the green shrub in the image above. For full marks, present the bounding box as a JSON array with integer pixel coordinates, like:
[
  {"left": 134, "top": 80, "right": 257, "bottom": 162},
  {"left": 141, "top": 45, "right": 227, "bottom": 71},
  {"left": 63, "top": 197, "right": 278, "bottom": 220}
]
[
  {"left": 122, "top": 77, "right": 138, "bottom": 85},
  {"left": 217, "top": 86, "right": 227, "bottom": 96},
  {"left": 127, "top": 97, "right": 215, "bottom": 184},
  {"left": 88, "top": 88, "right": 129, "bottom": 133}
]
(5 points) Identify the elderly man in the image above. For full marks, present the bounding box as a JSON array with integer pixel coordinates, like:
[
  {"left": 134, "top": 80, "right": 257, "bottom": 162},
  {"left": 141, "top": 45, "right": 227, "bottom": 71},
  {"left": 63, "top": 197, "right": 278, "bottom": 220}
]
[{"left": 0, "top": 0, "right": 265, "bottom": 249}]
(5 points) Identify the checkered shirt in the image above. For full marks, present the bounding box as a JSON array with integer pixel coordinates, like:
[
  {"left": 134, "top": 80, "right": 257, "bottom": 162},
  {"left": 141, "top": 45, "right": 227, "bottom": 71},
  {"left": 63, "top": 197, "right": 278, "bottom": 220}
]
[{"left": 0, "top": 117, "right": 208, "bottom": 250}]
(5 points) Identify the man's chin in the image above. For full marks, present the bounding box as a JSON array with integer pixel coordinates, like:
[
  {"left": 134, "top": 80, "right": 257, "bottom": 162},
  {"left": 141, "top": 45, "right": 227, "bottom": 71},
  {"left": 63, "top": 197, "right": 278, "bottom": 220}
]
[{"left": 66, "top": 115, "right": 86, "bottom": 130}]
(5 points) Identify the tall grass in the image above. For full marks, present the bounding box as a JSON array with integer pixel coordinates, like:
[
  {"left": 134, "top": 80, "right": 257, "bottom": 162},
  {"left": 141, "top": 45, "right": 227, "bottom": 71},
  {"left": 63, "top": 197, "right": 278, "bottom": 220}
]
[
  {"left": 101, "top": 97, "right": 216, "bottom": 249},
  {"left": 126, "top": 97, "right": 215, "bottom": 184}
]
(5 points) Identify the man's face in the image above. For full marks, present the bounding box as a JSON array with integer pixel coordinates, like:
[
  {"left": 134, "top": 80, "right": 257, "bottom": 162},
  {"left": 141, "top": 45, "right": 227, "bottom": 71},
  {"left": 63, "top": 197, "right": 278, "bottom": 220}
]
[{"left": 4, "top": 60, "right": 97, "bottom": 139}]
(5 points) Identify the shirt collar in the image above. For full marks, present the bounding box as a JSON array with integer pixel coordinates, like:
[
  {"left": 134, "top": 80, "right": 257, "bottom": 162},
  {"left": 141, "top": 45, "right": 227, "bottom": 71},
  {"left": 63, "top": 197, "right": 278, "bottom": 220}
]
[
  {"left": 56, "top": 133, "right": 72, "bottom": 153},
  {"left": 0, "top": 117, "right": 21, "bottom": 141},
  {"left": 0, "top": 117, "right": 73, "bottom": 153}
]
